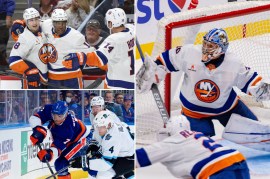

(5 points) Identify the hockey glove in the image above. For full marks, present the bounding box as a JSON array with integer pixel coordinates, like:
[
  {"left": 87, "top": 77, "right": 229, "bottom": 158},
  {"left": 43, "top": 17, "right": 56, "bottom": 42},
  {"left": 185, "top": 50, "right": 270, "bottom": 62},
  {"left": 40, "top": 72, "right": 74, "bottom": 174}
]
[
  {"left": 24, "top": 67, "right": 40, "bottom": 89},
  {"left": 136, "top": 54, "right": 167, "bottom": 93},
  {"left": 37, "top": 149, "right": 53, "bottom": 163},
  {"left": 86, "top": 140, "right": 102, "bottom": 159},
  {"left": 63, "top": 52, "right": 87, "bottom": 70},
  {"left": 11, "top": 20, "right": 26, "bottom": 41},
  {"left": 249, "top": 80, "right": 270, "bottom": 102},
  {"left": 30, "top": 126, "right": 47, "bottom": 145}
]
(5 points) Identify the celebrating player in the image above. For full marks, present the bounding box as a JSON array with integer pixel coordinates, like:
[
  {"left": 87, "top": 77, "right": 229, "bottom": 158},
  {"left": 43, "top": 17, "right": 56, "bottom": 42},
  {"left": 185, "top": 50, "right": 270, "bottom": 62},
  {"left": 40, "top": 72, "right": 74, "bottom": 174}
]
[
  {"left": 87, "top": 110, "right": 134, "bottom": 179},
  {"left": 63, "top": 8, "right": 135, "bottom": 89},
  {"left": 136, "top": 28, "right": 270, "bottom": 137},
  {"left": 29, "top": 100, "right": 92, "bottom": 179},
  {"left": 10, "top": 8, "right": 94, "bottom": 89},
  {"left": 41, "top": 9, "right": 94, "bottom": 89},
  {"left": 9, "top": 7, "right": 47, "bottom": 89},
  {"left": 136, "top": 115, "right": 250, "bottom": 179}
]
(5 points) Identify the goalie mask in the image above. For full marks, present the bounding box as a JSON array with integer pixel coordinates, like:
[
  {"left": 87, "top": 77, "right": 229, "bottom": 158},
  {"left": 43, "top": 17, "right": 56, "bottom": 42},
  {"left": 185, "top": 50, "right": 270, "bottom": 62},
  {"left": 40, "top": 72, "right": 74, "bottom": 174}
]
[{"left": 202, "top": 28, "right": 229, "bottom": 63}]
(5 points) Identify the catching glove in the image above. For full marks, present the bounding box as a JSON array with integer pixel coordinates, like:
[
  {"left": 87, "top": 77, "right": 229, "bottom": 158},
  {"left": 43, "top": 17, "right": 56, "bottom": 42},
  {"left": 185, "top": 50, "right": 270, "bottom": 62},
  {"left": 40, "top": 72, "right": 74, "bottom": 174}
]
[
  {"left": 136, "top": 54, "right": 167, "bottom": 93},
  {"left": 249, "top": 80, "right": 270, "bottom": 102}
]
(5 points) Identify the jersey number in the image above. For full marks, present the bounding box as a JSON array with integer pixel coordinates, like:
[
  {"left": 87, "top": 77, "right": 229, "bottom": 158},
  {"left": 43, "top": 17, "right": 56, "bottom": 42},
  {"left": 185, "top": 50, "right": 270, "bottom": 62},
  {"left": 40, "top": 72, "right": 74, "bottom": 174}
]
[
  {"left": 109, "top": 146, "right": 114, "bottom": 153},
  {"left": 128, "top": 50, "right": 134, "bottom": 75},
  {"left": 104, "top": 43, "right": 114, "bottom": 53},
  {"left": 194, "top": 133, "right": 222, "bottom": 152}
]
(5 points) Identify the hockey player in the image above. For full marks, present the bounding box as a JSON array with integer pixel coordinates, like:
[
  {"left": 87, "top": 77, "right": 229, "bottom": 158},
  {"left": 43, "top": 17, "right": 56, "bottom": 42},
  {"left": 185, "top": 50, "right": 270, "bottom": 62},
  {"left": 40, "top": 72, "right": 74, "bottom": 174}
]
[
  {"left": 136, "top": 28, "right": 270, "bottom": 137},
  {"left": 9, "top": 8, "right": 48, "bottom": 89},
  {"left": 41, "top": 9, "right": 94, "bottom": 89},
  {"left": 10, "top": 9, "right": 94, "bottom": 89},
  {"left": 136, "top": 115, "right": 250, "bottom": 179},
  {"left": 90, "top": 96, "right": 122, "bottom": 126},
  {"left": 88, "top": 110, "right": 134, "bottom": 179},
  {"left": 29, "top": 100, "right": 92, "bottom": 179},
  {"left": 63, "top": 8, "right": 135, "bottom": 89}
]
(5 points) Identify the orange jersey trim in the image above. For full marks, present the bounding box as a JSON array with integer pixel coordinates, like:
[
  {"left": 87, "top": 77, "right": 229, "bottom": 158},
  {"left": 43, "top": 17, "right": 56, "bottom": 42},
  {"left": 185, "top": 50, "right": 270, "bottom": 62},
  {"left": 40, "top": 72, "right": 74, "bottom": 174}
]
[
  {"left": 181, "top": 98, "right": 239, "bottom": 119},
  {"left": 48, "top": 70, "right": 83, "bottom": 80},
  {"left": 197, "top": 152, "right": 245, "bottom": 179},
  {"left": 10, "top": 60, "right": 29, "bottom": 75}
]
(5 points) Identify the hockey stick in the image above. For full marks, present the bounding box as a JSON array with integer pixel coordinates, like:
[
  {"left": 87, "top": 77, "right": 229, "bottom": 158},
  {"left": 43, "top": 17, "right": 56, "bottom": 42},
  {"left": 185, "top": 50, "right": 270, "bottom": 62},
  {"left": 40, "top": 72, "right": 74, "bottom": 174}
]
[
  {"left": 37, "top": 143, "right": 56, "bottom": 179},
  {"left": 135, "top": 38, "right": 170, "bottom": 126},
  {"left": 84, "top": 77, "right": 103, "bottom": 89},
  {"left": 45, "top": 164, "right": 72, "bottom": 179}
]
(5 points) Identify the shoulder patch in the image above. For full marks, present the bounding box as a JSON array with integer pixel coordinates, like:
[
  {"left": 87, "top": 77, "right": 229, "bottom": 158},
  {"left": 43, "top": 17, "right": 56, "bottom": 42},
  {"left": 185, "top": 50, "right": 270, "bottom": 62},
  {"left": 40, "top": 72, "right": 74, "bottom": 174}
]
[{"left": 105, "top": 134, "right": 112, "bottom": 140}]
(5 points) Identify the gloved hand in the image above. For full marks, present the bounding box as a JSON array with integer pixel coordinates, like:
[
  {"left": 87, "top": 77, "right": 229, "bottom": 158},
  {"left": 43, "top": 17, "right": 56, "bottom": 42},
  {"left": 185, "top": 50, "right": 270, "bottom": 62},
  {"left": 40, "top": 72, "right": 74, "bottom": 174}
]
[
  {"left": 11, "top": 19, "right": 26, "bottom": 41},
  {"left": 24, "top": 67, "right": 40, "bottom": 88},
  {"left": 136, "top": 54, "right": 167, "bottom": 93},
  {"left": 249, "top": 80, "right": 270, "bottom": 102},
  {"left": 86, "top": 140, "right": 102, "bottom": 158},
  {"left": 37, "top": 149, "right": 53, "bottom": 163},
  {"left": 62, "top": 52, "right": 87, "bottom": 70},
  {"left": 30, "top": 126, "right": 47, "bottom": 145}
]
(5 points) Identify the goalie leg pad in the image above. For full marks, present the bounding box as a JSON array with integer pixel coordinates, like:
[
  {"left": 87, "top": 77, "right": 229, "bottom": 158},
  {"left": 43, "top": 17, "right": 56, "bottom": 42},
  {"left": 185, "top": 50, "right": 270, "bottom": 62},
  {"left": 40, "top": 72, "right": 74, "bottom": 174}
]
[{"left": 223, "top": 113, "right": 270, "bottom": 152}]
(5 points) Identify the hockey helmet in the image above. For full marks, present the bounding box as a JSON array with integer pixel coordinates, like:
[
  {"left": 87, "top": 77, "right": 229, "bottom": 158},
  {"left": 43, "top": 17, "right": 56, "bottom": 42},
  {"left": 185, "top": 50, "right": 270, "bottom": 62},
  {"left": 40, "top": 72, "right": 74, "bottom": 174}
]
[
  {"left": 167, "top": 115, "right": 190, "bottom": 135},
  {"left": 51, "top": 101, "right": 68, "bottom": 116},
  {"left": 23, "top": 8, "right": 40, "bottom": 21},
  {"left": 94, "top": 110, "right": 113, "bottom": 128},
  {"left": 51, "top": 9, "right": 68, "bottom": 21},
  {"left": 202, "top": 28, "right": 229, "bottom": 63},
  {"left": 91, "top": 96, "right": 105, "bottom": 107},
  {"left": 105, "top": 8, "right": 126, "bottom": 29}
]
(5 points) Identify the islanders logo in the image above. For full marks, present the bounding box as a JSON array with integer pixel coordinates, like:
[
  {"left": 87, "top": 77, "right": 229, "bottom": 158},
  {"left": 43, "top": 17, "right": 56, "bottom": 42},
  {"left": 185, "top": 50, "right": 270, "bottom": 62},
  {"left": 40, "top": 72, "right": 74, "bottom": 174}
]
[
  {"left": 39, "top": 43, "right": 58, "bottom": 64},
  {"left": 194, "top": 80, "right": 220, "bottom": 103}
]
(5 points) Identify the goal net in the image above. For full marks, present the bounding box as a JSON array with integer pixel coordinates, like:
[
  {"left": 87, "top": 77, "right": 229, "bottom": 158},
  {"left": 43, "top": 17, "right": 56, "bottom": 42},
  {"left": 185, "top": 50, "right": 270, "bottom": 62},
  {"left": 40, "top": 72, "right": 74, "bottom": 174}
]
[{"left": 136, "top": 1, "right": 270, "bottom": 145}]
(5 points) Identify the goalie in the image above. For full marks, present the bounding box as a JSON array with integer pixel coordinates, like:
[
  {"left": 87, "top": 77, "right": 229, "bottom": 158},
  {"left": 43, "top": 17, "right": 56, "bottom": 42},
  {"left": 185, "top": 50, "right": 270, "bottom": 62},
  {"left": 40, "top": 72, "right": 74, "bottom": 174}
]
[{"left": 136, "top": 28, "right": 270, "bottom": 137}]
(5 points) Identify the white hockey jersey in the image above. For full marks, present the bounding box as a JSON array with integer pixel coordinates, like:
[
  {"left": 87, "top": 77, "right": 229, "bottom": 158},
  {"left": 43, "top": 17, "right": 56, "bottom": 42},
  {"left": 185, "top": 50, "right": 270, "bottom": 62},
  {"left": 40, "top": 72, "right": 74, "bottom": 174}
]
[
  {"left": 136, "top": 130, "right": 245, "bottom": 179},
  {"left": 90, "top": 121, "right": 134, "bottom": 171},
  {"left": 41, "top": 19, "right": 93, "bottom": 81},
  {"left": 158, "top": 45, "right": 262, "bottom": 118},
  {"left": 9, "top": 27, "right": 48, "bottom": 82},
  {"left": 86, "top": 24, "right": 135, "bottom": 89}
]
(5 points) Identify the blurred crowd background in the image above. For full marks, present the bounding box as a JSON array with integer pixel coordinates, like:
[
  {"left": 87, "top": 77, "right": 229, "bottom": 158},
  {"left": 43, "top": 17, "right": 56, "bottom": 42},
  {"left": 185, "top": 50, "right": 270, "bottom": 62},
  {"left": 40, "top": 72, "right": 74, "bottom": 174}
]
[{"left": 0, "top": 90, "right": 135, "bottom": 127}]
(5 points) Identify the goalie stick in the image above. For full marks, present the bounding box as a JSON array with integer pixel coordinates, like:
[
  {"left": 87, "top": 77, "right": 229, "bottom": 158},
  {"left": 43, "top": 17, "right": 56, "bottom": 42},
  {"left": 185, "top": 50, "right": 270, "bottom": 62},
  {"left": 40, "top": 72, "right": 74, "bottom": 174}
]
[
  {"left": 0, "top": 70, "right": 102, "bottom": 89},
  {"left": 136, "top": 38, "right": 170, "bottom": 127},
  {"left": 37, "top": 143, "right": 56, "bottom": 179}
]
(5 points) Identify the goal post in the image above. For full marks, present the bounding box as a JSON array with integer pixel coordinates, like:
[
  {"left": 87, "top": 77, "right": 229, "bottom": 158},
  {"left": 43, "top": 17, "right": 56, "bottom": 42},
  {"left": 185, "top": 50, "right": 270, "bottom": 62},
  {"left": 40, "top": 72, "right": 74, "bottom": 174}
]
[{"left": 136, "top": 1, "right": 270, "bottom": 145}]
